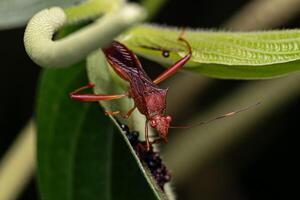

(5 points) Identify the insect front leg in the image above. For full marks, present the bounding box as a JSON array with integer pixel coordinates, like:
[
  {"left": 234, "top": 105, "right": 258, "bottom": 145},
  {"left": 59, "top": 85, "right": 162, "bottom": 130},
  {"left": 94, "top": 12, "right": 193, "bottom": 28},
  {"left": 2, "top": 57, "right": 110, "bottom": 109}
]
[
  {"left": 145, "top": 120, "right": 151, "bottom": 151},
  {"left": 150, "top": 138, "right": 166, "bottom": 145},
  {"left": 70, "top": 83, "right": 128, "bottom": 102},
  {"left": 153, "top": 31, "right": 192, "bottom": 84}
]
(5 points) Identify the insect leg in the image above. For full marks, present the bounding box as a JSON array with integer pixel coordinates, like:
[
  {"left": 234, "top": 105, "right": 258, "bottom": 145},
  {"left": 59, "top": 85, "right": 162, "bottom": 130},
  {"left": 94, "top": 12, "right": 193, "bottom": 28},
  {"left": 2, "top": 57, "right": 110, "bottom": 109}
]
[
  {"left": 145, "top": 120, "right": 151, "bottom": 151},
  {"left": 105, "top": 106, "right": 136, "bottom": 119},
  {"left": 124, "top": 106, "right": 137, "bottom": 118},
  {"left": 70, "top": 83, "right": 128, "bottom": 102},
  {"left": 150, "top": 138, "right": 163, "bottom": 145},
  {"left": 153, "top": 31, "right": 192, "bottom": 84},
  {"left": 71, "top": 82, "right": 95, "bottom": 93},
  {"left": 70, "top": 93, "right": 128, "bottom": 102}
]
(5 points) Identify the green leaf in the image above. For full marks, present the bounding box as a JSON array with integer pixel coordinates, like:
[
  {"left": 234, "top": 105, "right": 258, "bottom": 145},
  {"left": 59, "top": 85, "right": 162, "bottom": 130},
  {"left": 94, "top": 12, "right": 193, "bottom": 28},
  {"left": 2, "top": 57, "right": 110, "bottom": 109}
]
[
  {"left": 120, "top": 24, "right": 300, "bottom": 79},
  {"left": 0, "top": 0, "right": 82, "bottom": 30},
  {"left": 36, "top": 63, "right": 160, "bottom": 200}
]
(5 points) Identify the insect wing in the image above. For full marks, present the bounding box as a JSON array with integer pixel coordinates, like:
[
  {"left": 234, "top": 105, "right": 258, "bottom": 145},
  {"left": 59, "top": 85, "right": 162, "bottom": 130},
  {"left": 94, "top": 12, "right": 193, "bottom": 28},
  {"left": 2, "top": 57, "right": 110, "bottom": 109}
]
[{"left": 102, "top": 41, "right": 144, "bottom": 81}]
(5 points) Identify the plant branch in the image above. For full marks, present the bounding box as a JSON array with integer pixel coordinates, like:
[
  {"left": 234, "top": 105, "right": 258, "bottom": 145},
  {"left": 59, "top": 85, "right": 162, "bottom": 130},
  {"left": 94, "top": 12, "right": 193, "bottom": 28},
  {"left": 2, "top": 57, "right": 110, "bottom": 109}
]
[
  {"left": 0, "top": 120, "right": 36, "bottom": 200},
  {"left": 24, "top": 4, "right": 146, "bottom": 68}
]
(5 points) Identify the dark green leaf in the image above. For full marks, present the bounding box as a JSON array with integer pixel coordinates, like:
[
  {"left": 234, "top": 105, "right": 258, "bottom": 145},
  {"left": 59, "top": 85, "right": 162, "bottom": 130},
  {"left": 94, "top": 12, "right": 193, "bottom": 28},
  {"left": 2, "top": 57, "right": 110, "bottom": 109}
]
[{"left": 36, "top": 63, "right": 158, "bottom": 200}]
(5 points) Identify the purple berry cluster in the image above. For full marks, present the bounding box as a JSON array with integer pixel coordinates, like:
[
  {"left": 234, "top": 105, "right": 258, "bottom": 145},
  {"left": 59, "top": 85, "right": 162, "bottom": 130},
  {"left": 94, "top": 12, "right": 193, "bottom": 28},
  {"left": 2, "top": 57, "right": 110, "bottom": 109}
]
[
  {"left": 119, "top": 123, "right": 171, "bottom": 190},
  {"left": 140, "top": 150, "right": 171, "bottom": 190}
]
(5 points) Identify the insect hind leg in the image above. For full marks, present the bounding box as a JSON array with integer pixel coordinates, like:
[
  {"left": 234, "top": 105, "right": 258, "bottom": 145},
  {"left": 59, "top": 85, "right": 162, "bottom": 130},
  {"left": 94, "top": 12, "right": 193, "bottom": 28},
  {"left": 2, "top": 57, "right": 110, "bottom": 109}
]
[
  {"left": 178, "top": 28, "right": 192, "bottom": 54},
  {"left": 70, "top": 82, "right": 128, "bottom": 102},
  {"left": 153, "top": 30, "right": 192, "bottom": 84}
]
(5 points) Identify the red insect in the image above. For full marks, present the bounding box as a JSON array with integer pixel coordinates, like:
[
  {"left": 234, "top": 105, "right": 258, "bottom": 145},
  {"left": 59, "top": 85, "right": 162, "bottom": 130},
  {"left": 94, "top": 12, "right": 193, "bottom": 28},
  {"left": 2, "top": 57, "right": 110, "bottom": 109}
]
[
  {"left": 70, "top": 32, "right": 191, "bottom": 150},
  {"left": 70, "top": 32, "right": 258, "bottom": 150}
]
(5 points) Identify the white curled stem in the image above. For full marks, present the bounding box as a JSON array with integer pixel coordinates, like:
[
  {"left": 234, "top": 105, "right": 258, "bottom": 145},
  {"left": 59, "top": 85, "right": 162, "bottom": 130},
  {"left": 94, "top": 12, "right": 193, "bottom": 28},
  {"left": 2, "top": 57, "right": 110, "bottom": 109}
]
[{"left": 24, "top": 4, "right": 146, "bottom": 68}]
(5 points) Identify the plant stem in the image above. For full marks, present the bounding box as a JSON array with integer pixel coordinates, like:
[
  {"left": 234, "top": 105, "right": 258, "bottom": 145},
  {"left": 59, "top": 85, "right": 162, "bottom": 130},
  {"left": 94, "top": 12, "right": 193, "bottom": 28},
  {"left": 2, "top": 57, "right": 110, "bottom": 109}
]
[
  {"left": 24, "top": 4, "right": 146, "bottom": 68},
  {"left": 0, "top": 120, "right": 36, "bottom": 200}
]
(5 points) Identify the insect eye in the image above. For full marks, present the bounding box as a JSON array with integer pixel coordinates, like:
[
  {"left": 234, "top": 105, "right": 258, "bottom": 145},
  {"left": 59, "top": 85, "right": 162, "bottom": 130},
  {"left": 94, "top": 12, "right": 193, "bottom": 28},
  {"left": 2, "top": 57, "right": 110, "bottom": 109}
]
[
  {"left": 150, "top": 120, "right": 157, "bottom": 127},
  {"left": 166, "top": 116, "right": 172, "bottom": 123},
  {"left": 162, "top": 51, "right": 170, "bottom": 58}
]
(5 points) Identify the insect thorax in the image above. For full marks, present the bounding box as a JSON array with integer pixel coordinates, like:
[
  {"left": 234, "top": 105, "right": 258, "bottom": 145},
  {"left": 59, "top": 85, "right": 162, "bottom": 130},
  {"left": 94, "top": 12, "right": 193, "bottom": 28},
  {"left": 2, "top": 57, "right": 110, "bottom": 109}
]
[{"left": 144, "top": 88, "right": 168, "bottom": 118}]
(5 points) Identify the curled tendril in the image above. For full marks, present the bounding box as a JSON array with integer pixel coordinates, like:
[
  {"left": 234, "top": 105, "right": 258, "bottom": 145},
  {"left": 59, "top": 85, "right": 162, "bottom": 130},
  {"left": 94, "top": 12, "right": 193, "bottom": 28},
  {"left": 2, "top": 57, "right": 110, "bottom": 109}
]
[{"left": 24, "top": 3, "right": 146, "bottom": 68}]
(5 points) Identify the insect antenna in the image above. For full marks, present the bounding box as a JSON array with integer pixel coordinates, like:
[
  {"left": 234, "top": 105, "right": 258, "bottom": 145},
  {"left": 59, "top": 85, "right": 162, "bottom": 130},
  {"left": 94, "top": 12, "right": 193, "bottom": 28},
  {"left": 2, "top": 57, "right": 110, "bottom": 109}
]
[{"left": 169, "top": 102, "right": 261, "bottom": 129}]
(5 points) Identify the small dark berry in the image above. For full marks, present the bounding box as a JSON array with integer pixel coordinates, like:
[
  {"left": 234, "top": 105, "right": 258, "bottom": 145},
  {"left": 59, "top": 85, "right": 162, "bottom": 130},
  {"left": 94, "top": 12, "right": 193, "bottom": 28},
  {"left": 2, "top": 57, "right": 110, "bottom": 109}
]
[
  {"left": 127, "top": 133, "right": 139, "bottom": 145},
  {"left": 131, "top": 131, "right": 139, "bottom": 138},
  {"left": 152, "top": 153, "right": 162, "bottom": 163},
  {"left": 148, "top": 160, "right": 158, "bottom": 170},
  {"left": 164, "top": 174, "right": 171, "bottom": 182},
  {"left": 120, "top": 124, "right": 130, "bottom": 133},
  {"left": 155, "top": 167, "right": 163, "bottom": 174}
]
